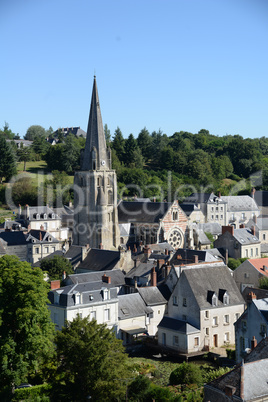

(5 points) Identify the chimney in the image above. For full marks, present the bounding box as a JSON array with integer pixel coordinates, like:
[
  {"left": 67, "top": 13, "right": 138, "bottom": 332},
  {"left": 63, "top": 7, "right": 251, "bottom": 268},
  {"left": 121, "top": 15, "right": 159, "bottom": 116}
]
[
  {"left": 143, "top": 245, "right": 151, "bottom": 258},
  {"left": 240, "top": 224, "right": 245, "bottom": 228},
  {"left": 218, "top": 192, "right": 221, "bottom": 198},
  {"left": 193, "top": 255, "right": 198, "bottom": 264},
  {"left": 39, "top": 231, "right": 42, "bottom": 241},
  {"left": 251, "top": 226, "right": 256, "bottom": 236},
  {"left": 133, "top": 244, "right": 137, "bottom": 254},
  {"left": 251, "top": 336, "right": 257, "bottom": 350},
  {"left": 99, "top": 243, "right": 103, "bottom": 249},
  {"left": 165, "top": 248, "right": 169, "bottom": 256},
  {"left": 253, "top": 214, "right": 257, "bottom": 224},
  {"left": 225, "top": 249, "right": 228, "bottom": 265},
  {"left": 151, "top": 267, "right": 157, "bottom": 287},
  {"left": 225, "top": 385, "right": 236, "bottom": 398},
  {"left": 165, "top": 264, "right": 171, "bottom": 278},
  {"left": 51, "top": 280, "right": 61, "bottom": 290},
  {"left": 222, "top": 225, "right": 234, "bottom": 236},
  {"left": 25, "top": 204, "right": 30, "bottom": 219},
  {"left": 134, "top": 279, "right": 138, "bottom": 290},
  {"left": 62, "top": 271, "right": 66, "bottom": 281},
  {"left": 18, "top": 204, "right": 22, "bottom": 217},
  {"left": 102, "top": 274, "right": 111, "bottom": 284},
  {"left": 251, "top": 187, "right": 256, "bottom": 199},
  {"left": 247, "top": 291, "right": 256, "bottom": 302},
  {"left": 40, "top": 224, "right": 44, "bottom": 231},
  {"left": 240, "top": 360, "right": 244, "bottom": 400}
]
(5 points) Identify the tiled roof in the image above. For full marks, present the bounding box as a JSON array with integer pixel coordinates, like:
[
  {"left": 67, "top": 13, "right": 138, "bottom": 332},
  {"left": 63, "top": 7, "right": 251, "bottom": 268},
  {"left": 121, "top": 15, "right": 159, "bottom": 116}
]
[
  {"left": 170, "top": 249, "right": 218, "bottom": 266},
  {"left": 221, "top": 195, "right": 259, "bottom": 212},
  {"left": 66, "top": 269, "right": 125, "bottom": 287},
  {"left": 0, "top": 231, "right": 27, "bottom": 245},
  {"left": 77, "top": 248, "right": 120, "bottom": 272},
  {"left": 138, "top": 287, "right": 167, "bottom": 306},
  {"left": 118, "top": 293, "right": 153, "bottom": 319},
  {"left": 248, "top": 258, "right": 268, "bottom": 277},
  {"left": 158, "top": 316, "right": 199, "bottom": 334},
  {"left": 233, "top": 228, "right": 260, "bottom": 245}
]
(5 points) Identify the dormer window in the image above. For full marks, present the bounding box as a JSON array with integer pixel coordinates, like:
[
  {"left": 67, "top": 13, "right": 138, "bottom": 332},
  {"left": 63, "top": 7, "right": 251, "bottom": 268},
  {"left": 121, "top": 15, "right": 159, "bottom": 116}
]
[
  {"left": 52, "top": 213, "right": 55, "bottom": 219},
  {"left": 36, "top": 213, "right": 40, "bottom": 219},
  {"left": 43, "top": 213, "right": 47, "bottom": 219},
  {"left": 102, "top": 288, "right": 109, "bottom": 301},
  {"left": 223, "top": 292, "right": 229, "bottom": 305},
  {"left": 75, "top": 293, "right": 81, "bottom": 305},
  {"left": 212, "top": 294, "right": 218, "bottom": 307}
]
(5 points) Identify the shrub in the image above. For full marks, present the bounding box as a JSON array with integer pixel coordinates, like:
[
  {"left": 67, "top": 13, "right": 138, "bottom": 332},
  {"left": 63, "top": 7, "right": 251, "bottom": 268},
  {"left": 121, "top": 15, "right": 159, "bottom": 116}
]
[
  {"left": 226, "top": 348, "right": 236, "bottom": 360},
  {"left": 169, "top": 362, "right": 203, "bottom": 386},
  {"left": 13, "top": 384, "right": 51, "bottom": 401}
]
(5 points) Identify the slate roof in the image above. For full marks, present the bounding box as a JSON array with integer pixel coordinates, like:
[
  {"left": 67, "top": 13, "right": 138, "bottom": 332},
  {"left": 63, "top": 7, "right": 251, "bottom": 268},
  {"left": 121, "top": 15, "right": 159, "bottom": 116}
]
[
  {"left": 66, "top": 269, "right": 125, "bottom": 287},
  {"left": 180, "top": 204, "right": 201, "bottom": 216},
  {"left": 149, "top": 242, "right": 175, "bottom": 253},
  {"left": 182, "top": 192, "right": 216, "bottom": 204},
  {"left": 245, "top": 336, "right": 268, "bottom": 362},
  {"left": 125, "top": 261, "right": 155, "bottom": 279},
  {"left": 233, "top": 228, "right": 260, "bottom": 245},
  {"left": 20, "top": 205, "right": 60, "bottom": 221},
  {"left": 253, "top": 191, "right": 268, "bottom": 207},
  {"left": 247, "top": 216, "right": 268, "bottom": 230},
  {"left": 242, "top": 286, "right": 268, "bottom": 301},
  {"left": 158, "top": 316, "right": 199, "bottom": 334},
  {"left": 26, "top": 230, "right": 58, "bottom": 243},
  {"left": 138, "top": 287, "right": 167, "bottom": 306},
  {"left": 33, "top": 250, "right": 65, "bottom": 267},
  {"left": 64, "top": 245, "right": 85, "bottom": 267},
  {"left": 170, "top": 249, "right": 218, "bottom": 266},
  {"left": 220, "top": 195, "right": 259, "bottom": 212},
  {"left": 48, "top": 281, "right": 118, "bottom": 307},
  {"left": 118, "top": 293, "right": 153, "bottom": 320},
  {"left": 195, "top": 222, "right": 222, "bottom": 236},
  {"left": 118, "top": 201, "right": 172, "bottom": 223},
  {"left": 53, "top": 127, "right": 87, "bottom": 138},
  {"left": 0, "top": 231, "right": 27, "bottom": 245},
  {"left": 181, "top": 264, "right": 244, "bottom": 309},
  {"left": 77, "top": 248, "right": 120, "bottom": 272}
]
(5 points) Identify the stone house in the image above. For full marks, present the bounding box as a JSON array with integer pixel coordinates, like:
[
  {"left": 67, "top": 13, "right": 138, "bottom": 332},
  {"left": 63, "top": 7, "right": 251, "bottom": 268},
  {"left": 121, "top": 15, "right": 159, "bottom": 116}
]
[
  {"left": 233, "top": 257, "right": 268, "bottom": 292},
  {"left": 118, "top": 200, "right": 188, "bottom": 249},
  {"left": 214, "top": 225, "right": 261, "bottom": 260},
  {"left": 234, "top": 293, "right": 268, "bottom": 362},
  {"left": 246, "top": 215, "right": 268, "bottom": 256},
  {"left": 158, "top": 262, "right": 245, "bottom": 354}
]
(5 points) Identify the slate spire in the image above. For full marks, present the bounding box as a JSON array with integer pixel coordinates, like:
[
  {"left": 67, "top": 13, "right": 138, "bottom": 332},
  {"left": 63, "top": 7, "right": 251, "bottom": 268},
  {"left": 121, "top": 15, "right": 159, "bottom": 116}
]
[{"left": 82, "top": 76, "right": 110, "bottom": 171}]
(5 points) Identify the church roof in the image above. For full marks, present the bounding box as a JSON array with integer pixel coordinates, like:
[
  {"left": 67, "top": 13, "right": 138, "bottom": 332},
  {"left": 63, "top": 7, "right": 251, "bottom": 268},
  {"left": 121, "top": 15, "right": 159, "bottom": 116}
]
[
  {"left": 118, "top": 201, "right": 172, "bottom": 223},
  {"left": 81, "top": 76, "right": 110, "bottom": 171}
]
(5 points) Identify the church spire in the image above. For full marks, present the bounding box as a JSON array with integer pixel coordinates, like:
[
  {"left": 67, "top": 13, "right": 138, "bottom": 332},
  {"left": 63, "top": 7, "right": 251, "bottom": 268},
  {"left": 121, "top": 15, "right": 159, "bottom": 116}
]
[{"left": 82, "top": 76, "right": 110, "bottom": 171}]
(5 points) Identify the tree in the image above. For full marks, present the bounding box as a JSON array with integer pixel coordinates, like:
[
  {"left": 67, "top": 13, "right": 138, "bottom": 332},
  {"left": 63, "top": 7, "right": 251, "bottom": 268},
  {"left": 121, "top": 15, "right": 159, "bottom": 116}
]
[
  {"left": 32, "top": 135, "right": 50, "bottom": 158},
  {"left": 0, "top": 256, "right": 55, "bottom": 392},
  {"left": 124, "top": 134, "right": 138, "bottom": 166},
  {"left": 24, "top": 125, "right": 46, "bottom": 141},
  {"left": 52, "top": 316, "right": 129, "bottom": 401},
  {"left": 169, "top": 362, "right": 203, "bottom": 386},
  {"left": 137, "top": 127, "right": 152, "bottom": 161},
  {"left": 17, "top": 146, "right": 33, "bottom": 171},
  {"left": 0, "top": 135, "right": 17, "bottom": 183},
  {"left": 0, "top": 122, "right": 17, "bottom": 139},
  {"left": 40, "top": 255, "right": 73, "bottom": 281},
  {"left": 104, "top": 123, "right": 111, "bottom": 144},
  {"left": 112, "top": 127, "right": 125, "bottom": 162},
  {"left": 259, "top": 277, "right": 268, "bottom": 289}
]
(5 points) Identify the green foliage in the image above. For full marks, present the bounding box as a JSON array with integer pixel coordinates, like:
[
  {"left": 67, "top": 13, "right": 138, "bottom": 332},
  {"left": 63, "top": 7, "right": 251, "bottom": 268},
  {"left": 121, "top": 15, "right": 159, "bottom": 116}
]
[
  {"left": 17, "top": 147, "right": 33, "bottom": 171},
  {"left": 52, "top": 316, "right": 130, "bottom": 401},
  {"left": 0, "top": 135, "right": 17, "bottom": 183},
  {"left": 259, "top": 276, "right": 268, "bottom": 289},
  {"left": 201, "top": 365, "right": 231, "bottom": 383},
  {"left": 0, "top": 122, "right": 17, "bottom": 139},
  {"left": 228, "top": 257, "right": 248, "bottom": 271},
  {"left": 40, "top": 255, "right": 73, "bottom": 281},
  {"left": 128, "top": 375, "right": 151, "bottom": 400},
  {"left": 13, "top": 384, "right": 51, "bottom": 401},
  {"left": 0, "top": 256, "right": 55, "bottom": 391},
  {"left": 24, "top": 125, "right": 46, "bottom": 141},
  {"left": 204, "top": 232, "right": 214, "bottom": 248},
  {"left": 169, "top": 362, "right": 203, "bottom": 386},
  {"left": 226, "top": 348, "right": 236, "bottom": 360},
  {"left": 10, "top": 177, "right": 38, "bottom": 206}
]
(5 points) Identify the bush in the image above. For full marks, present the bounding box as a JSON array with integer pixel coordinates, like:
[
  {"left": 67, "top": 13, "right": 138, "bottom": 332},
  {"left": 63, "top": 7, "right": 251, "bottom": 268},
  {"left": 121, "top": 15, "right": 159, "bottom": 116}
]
[
  {"left": 169, "top": 362, "right": 203, "bottom": 386},
  {"left": 12, "top": 384, "right": 51, "bottom": 401},
  {"left": 226, "top": 349, "right": 236, "bottom": 360},
  {"left": 128, "top": 375, "right": 151, "bottom": 400}
]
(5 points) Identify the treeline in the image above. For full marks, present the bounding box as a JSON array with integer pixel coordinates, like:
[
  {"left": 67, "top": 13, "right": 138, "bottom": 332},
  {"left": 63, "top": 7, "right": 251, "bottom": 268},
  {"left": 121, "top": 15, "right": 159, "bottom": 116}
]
[{"left": 1, "top": 122, "right": 268, "bottom": 203}]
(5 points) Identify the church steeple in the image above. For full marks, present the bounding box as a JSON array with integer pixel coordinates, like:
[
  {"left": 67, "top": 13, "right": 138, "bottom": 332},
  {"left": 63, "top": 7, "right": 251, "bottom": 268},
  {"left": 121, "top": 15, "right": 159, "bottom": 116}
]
[{"left": 82, "top": 76, "right": 110, "bottom": 171}]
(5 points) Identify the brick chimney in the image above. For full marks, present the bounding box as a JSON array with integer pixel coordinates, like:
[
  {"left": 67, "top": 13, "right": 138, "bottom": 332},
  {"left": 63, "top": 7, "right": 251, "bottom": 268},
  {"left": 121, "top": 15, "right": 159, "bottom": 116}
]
[
  {"left": 102, "top": 274, "right": 111, "bottom": 284},
  {"left": 40, "top": 224, "right": 44, "bottom": 231},
  {"left": 222, "top": 225, "right": 234, "bottom": 236},
  {"left": 99, "top": 243, "right": 103, "bottom": 249},
  {"left": 251, "top": 187, "right": 256, "bottom": 199},
  {"left": 253, "top": 214, "right": 257, "bottom": 224},
  {"left": 225, "top": 385, "right": 236, "bottom": 398},
  {"left": 143, "top": 245, "right": 151, "bottom": 259},
  {"left": 193, "top": 255, "right": 198, "bottom": 264},
  {"left": 39, "top": 231, "right": 42, "bottom": 241},
  {"left": 251, "top": 336, "right": 257, "bottom": 350},
  {"left": 240, "top": 224, "right": 245, "bottom": 228},
  {"left": 251, "top": 226, "right": 256, "bottom": 236},
  {"left": 51, "top": 280, "right": 61, "bottom": 290},
  {"left": 165, "top": 248, "right": 169, "bottom": 256},
  {"left": 247, "top": 291, "right": 256, "bottom": 302},
  {"left": 151, "top": 267, "right": 157, "bottom": 287}
]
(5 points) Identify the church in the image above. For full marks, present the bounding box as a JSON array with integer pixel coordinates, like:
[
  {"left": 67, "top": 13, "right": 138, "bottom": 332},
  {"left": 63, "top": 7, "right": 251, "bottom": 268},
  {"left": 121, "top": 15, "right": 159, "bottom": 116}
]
[{"left": 73, "top": 77, "right": 187, "bottom": 251}]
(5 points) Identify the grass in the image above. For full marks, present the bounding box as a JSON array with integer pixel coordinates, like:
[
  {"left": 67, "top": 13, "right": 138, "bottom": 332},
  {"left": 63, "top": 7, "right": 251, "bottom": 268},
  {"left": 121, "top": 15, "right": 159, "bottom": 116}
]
[{"left": 16, "top": 160, "right": 74, "bottom": 185}]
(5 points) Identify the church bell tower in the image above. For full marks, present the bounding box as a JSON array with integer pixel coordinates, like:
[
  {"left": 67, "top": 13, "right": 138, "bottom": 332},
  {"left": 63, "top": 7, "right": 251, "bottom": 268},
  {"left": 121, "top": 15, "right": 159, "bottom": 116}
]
[{"left": 73, "top": 76, "right": 120, "bottom": 250}]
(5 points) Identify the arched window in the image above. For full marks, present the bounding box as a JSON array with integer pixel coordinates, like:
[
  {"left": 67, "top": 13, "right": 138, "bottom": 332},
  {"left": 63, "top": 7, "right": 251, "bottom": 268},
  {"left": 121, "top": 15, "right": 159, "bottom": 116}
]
[{"left": 108, "top": 190, "right": 113, "bottom": 205}]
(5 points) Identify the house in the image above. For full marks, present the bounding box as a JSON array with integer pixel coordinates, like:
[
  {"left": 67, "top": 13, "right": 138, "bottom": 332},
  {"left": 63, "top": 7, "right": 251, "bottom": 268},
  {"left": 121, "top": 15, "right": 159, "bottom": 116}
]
[
  {"left": 204, "top": 344, "right": 268, "bottom": 401},
  {"left": 214, "top": 225, "right": 261, "bottom": 260},
  {"left": 65, "top": 269, "right": 125, "bottom": 293},
  {"left": 180, "top": 203, "right": 205, "bottom": 224},
  {"left": 252, "top": 189, "right": 268, "bottom": 215},
  {"left": 233, "top": 257, "right": 268, "bottom": 292},
  {"left": 158, "top": 262, "right": 245, "bottom": 354},
  {"left": 137, "top": 287, "right": 167, "bottom": 335},
  {"left": 53, "top": 126, "right": 87, "bottom": 138},
  {"left": 48, "top": 274, "right": 119, "bottom": 331},
  {"left": 118, "top": 200, "right": 188, "bottom": 249},
  {"left": 169, "top": 248, "right": 220, "bottom": 268},
  {"left": 246, "top": 215, "right": 268, "bottom": 256},
  {"left": 234, "top": 293, "right": 268, "bottom": 362},
  {"left": 6, "top": 139, "right": 33, "bottom": 148},
  {"left": 182, "top": 193, "right": 260, "bottom": 227},
  {"left": 18, "top": 205, "right": 68, "bottom": 241}
]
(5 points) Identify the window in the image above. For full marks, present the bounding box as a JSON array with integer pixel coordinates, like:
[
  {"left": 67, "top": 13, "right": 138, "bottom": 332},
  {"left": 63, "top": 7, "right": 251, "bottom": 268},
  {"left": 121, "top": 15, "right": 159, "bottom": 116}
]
[
  {"left": 104, "top": 308, "right": 110, "bottom": 321},
  {"left": 205, "top": 327, "right": 209, "bottom": 336},
  {"left": 79, "top": 313, "right": 82, "bottom": 318},
  {"left": 45, "top": 247, "right": 49, "bottom": 254},
  {"left": 220, "top": 215, "right": 223, "bottom": 219},
  {"left": 43, "top": 222, "right": 48, "bottom": 230},
  {"left": 183, "top": 298, "right": 187, "bottom": 307},
  {"left": 244, "top": 273, "right": 250, "bottom": 278},
  {"left": 35, "top": 247, "right": 40, "bottom": 254},
  {"left": 211, "top": 215, "right": 214, "bottom": 220},
  {"left": 52, "top": 247, "right": 55, "bottom": 253},
  {"left": 216, "top": 207, "right": 218, "bottom": 212},
  {"left": 260, "top": 324, "right": 266, "bottom": 336},
  {"left": 242, "top": 213, "right": 245, "bottom": 220},
  {"left": 220, "top": 207, "right": 223, "bottom": 211},
  {"left": 242, "top": 320, "right": 247, "bottom": 330},
  {"left": 235, "top": 313, "right": 240, "bottom": 321},
  {"left": 213, "top": 316, "right": 218, "bottom": 326},
  {"left": 173, "top": 336, "right": 179, "bottom": 346},
  {"left": 240, "top": 336, "right": 245, "bottom": 351},
  {"left": 205, "top": 310, "right": 209, "bottom": 319},
  {"left": 75, "top": 294, "right": 81, "bottom": 304},
  {"left": 216, "top": 215, "right": 218, "bottom": 220},
  {"left": 90, "top": 311, "right": 96, "bottom": 320},
  {"left": 245, "top": 249, "right": 248, "bottom": 258},
  {"left": 223, "top": 293, "right": 229, "bottom": 305},
  {"left": 173, "top": 296, "right": 178, "bottom": 306},
  {"left": 162, "top": 333, "right": 166, "bottom": 346},
  {"left": 103, "top": 289, "right": 109, "bottom": 300},
  {"left": 194, "top": 337, "right": 199, "bottom": 346},
  {"left": 256, "top": 248, "right": 258, "bottom": 256},
  {"left": 251, "top": 248, "right": 253, "bottom": 257},
  {"left": 224, "top": 314, "right": 230, "bottom": 325},
  {"left": 211, "top": 207, "right": 214, "bottom": 212},
  {"left": 224, "top": 332, "right": 230, "bottom": 343},
  {"left": 263, "top": 234, "right": 266, "bottom": 241},
  {"left": 172, "top": 211, "right": 178, "bottom": 221},
  {"left": 212, "top": 294, "right": 218, "bottom": 307}
]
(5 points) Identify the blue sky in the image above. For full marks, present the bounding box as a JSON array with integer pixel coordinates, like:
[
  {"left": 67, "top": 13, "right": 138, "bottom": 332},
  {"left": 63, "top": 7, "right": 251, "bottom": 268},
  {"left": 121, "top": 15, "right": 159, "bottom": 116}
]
[{"left": 1, "top": 0, "right": 268, "bottom": 139}]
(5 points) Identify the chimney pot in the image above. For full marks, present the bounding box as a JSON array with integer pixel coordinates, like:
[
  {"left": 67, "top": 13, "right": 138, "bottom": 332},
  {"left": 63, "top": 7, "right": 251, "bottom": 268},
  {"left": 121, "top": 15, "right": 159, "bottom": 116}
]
[
  {"left": 222, "top": 225, "right": 234, "bottom": 236},
  {"left": 99, "top": 243, "right": 103, "bottom": 249},
  {"left": 51, "top": 280, "right": 61, "bottom": 290},
  {"left": 151, "top": 266, "right": 157, "bottom": 287},
  {"left": 251, "top": 336, "right": 257, "bottom": 350},
  {"left": 194, "top": 255, "right": 198, "bottom": 264}
]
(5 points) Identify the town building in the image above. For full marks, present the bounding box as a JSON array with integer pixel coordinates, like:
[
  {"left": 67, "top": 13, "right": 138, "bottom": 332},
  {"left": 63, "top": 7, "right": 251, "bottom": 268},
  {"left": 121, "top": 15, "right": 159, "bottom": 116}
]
[{"left": 233, "top": 257, "right": 268, "bottom": 292}]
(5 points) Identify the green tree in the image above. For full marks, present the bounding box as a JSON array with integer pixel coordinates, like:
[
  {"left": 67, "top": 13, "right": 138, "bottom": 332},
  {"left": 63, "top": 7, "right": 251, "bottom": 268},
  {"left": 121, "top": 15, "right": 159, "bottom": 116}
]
[
  {"left": 137, "top": 127, "right": 152, "bottom": 161},
  {"left": 259, "top": 277, "right": 268, "bottom": 289},
  {"left": 24, "top": 125, "right": 47, "bottom": 141},
  {"left": 124, "top": 134, "right": 138, "bottom": 166},
  {"left": 0, "top": 135, "right": 17, "bottom": 183},
  {"left": 32, "top": 135, "right": 50, "bottom": 158},
  {"left": 112, "top": 127, "right": 125, "bottom": 162},
  {"left": 0, "top": 122, "right": 17, "bottom": 139},
  {"left": 11, "top": 177, "right": 38, "bottom": 206},
  {"left": 52, "top": 316, "right": 129, "bottom": 401},
  {"left": 169, "top": 362, "right": 203, "bottom": 386},
  {"left": 40, "top": 255, "right": 73, "bottom": 281},
  {"left": 104, "top": 123, "right": 111, "bottom": 144},
  {"left": 44, "top": 144, "right": 65, "bottom": 171},
  {"left": 17, "top": 146, "right": 33, "bottom": 171},
  {"left": 0, "top": 255, "right": 55, "bottom": 393}
]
